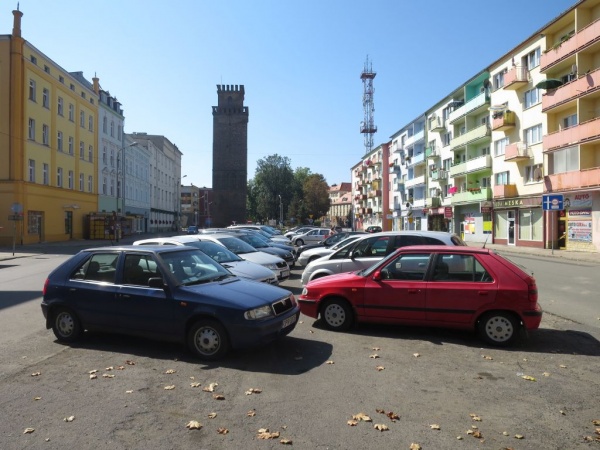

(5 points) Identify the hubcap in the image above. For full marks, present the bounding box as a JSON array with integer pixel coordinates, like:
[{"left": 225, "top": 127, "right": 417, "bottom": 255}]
[
  {"left": 324, "top": 304, "right": 345, "bottom": 327},
  {"left": 485, "top": 316, "right": 513, "bottom": 342},
  {"left": 195, "top": 327, "right": 220, "bottom": 355},
  {"left": 56, "top": 312, "right": 74, "bottom": 337}
]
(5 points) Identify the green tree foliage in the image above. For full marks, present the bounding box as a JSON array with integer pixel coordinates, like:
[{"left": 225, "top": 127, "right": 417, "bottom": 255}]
[
  {"left": 252, "top": 155, "right": 295, "bottom": 222},
  {"left": 303, "top": 174, "right": 331, "bottom": 221}
]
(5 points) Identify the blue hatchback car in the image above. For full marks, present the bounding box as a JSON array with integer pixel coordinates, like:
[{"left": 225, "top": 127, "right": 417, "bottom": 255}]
[{"left": 41, "top": 246, "right": 299, "bottom": 360}]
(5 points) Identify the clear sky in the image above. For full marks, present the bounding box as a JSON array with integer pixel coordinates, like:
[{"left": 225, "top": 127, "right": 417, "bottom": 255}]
[{"left": 6, "top": 0, "right": 577, "bottom": 189}]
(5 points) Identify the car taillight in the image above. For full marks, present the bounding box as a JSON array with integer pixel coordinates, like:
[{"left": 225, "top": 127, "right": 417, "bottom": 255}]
[
  {"left": 42, "top": 278, "right": 49, "bottom": 297},
  {"left": 527, "top": 278, "right": 538, "bottom": 303}
]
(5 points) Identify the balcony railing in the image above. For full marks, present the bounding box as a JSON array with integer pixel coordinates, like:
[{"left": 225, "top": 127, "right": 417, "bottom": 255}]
[
  {"left": 542, "top": 68, "right": 600, "bottom": 112},
  {"left": 504, "top": 142, "right": 532, "bottom": 161},
  {"left": 404, "top": 129, "right": 425, "bottom": 148},
  {"left": 405, "top": 175, "right": 425, "bottom": 188},
  {"left": 426, "top": 146, "right": 440, "bottom": 159},
  {"left": 431, "top": 169, "right": 449, "bottom": 181},
  {"left": 429, "top": 117, "right": 445, "bottom": 132},
  {"left": 503, "top": 66, "right": 529, "bottom": 89},
  {"left": 543, "top": 117, "right": 600, "bottom": 151},
  {"left": 544, "top": 166, "right": 600, "bottom": 191},
  {"left": 368, "top": 190, "right": 382, "bottom": 198},
  {"left": 449, "top": 154, "right": 492, "bottom": 177},
  {"left": 412, "top": 198, "right": 426, "bottom": 208},
  {"left": 448, "top": 92, "right": 490, "bottom": 124},
  {"left": 450, "top": 124, "right": 491, "bottom": 150},
  {"left": 540, "top": 19, "right": 600, "bottom": 71},
  {"left": 408, "top": 152, "right": 425, "bottom": 167},
  {"left": 426, "top": 197, "right": 441, "bottom": 207},
  {"left": 451, "top": 187, "right": 492, "bottom": 203},
  {"left": 492, "top": 111, "right": 516, "bottom": 131},
  {"left": 493, "top": 184, "right": 518, "bottom": 198}
]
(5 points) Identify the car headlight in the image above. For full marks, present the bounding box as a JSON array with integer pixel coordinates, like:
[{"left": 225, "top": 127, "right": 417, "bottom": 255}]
[
  {"left": 301, "top": 288, "right": 308, "bottom": 296},
  {"left": 244, "top": 305, "right": 274, "bottom": 320},
  {"left": 266, "top": 264, "right": 278, "bottom": 270}
]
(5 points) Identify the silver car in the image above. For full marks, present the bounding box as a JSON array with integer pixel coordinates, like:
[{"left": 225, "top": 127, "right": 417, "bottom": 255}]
[
  {"left": 133, "top": 236, "right": 279, "bottom": 284},
  {"left": 296, "top": 235, "right": 363, "bottom": 267},
  {"left": 300, "top": 231, "right": 466, "bottom": 286},
  {"left": 292, "top": 228, "right": 331, "bottom": 246}
]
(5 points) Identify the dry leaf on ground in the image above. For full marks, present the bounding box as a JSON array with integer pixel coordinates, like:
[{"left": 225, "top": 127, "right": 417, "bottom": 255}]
[
  {"left": 103, "top": 374, "right": 115, "bottom": 379},
  {"left": 63, "top": 416, "right": 75, "bottom": 422},
  {"left": 326, "top": 360, "right": 334, "bottom": 365},
  {"left": 190, "top": 382, "right": 201, "bottom": 388},
  {"left": 23, "top": 428, "right": 35, "bottom": 434},
  {"left": 375, "top": 366, "right": 385, "bottom": 371},
  {"left": 165, "top": 369, "right": 176, "bottom": 374},
  {"left": 164, "top": 385, "right": 175, "bottom": 390},
  {"left": 217, "top": 427, "right": 228, "bottom": 434},
  {"left": 186, "top": 421, "right": 202, "bottom": 430},
  {"left": 247, "top": 409, "right": 256, "bottom": 417},
  {"left": 430, "top": 424, "right": 440, "bottom": 430},
  {"left": 521, "top": 375, "right": 536, "bottom": 382},
  {"left": 31, "top": 372, "right": 41, "bottom": 377},
  {"left": 203, "top": 383, "right": 218, "bottom": 392},
  {"left": 369, "top": 354, "right": 380, "bottom": 359},
  {"left": 125, "top": 360, "right": 135, "bottom": 365},
  {"left": 280, "top": 438, "right": 293, "bottom": 444},
  {"left": 352, "top": 413, "right": 372, "bottom": 422},
  {"left": 413, "top": 353, "right": 420, "bottom": 358},
  {"left": 89, "top": 374, "right": 97, "bottom": 380},
  {"left": 409, "top": 444, "right": 421, "bottom": 450},
  {"left": 245, "top": 388, "right": 262, "bottom": 395},
  {"left": 347, "top": 420, "right": 358, "bottom": 426},
  {"left": 213, "top": 394, "right": 225, "bottom": 400},
  {"left": 374, "top": 423, "right": 389, "bottom": 431},
  {"left": 208, "top": 413, "right": 217, "bottom": 419}
]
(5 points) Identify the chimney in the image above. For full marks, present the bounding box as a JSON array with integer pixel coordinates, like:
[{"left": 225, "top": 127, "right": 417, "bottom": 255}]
[{"left": 13, "top": 9, "right": 23, "bottom": 38}]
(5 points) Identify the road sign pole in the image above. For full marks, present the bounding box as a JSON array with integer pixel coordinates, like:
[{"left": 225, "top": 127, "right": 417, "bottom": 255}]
[{"left": 551, "top": 211, "right": 554, "bottom": 256}]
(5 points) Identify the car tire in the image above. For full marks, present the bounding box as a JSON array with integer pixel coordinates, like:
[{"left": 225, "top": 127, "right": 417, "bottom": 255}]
[
  {"left": 187, "top": 319, "right": 230, "bottom": 360},
  {"left": 321, "top": 298, "right": 354, "bottom": 331},
  {"left": 478, "top": 311, "right": 520, "bottom": 346},
  {"left": 52, "top": 307, "right": 82, "bottom": 342},
  {"left": 295, "top": 239, "right": 304, "bottom": 246}
]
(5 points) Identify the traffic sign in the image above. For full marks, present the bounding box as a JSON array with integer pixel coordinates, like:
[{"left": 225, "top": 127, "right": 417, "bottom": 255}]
[{"left": 542, "top": 194, "right": 564, "bottom": 211}]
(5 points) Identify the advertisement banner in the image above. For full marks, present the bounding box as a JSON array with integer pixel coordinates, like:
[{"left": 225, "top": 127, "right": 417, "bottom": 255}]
[{"left": 567, "top": 220, "right": 592, "bottom": 242}]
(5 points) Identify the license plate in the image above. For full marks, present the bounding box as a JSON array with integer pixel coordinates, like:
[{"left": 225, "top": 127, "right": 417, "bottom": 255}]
[
  {"left": 282, "top": 314, "right": 296, "bottom": 329},
  {"left": 280, "top": 270, "right": 290, "bottom": 278}
]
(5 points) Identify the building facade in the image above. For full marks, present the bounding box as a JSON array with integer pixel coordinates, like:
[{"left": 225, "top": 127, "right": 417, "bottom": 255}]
[
  {"left": 212, "top": 84, "right": 248, "bottom": 227},
  {"left": 327, "top": 182, "right": 352, "bottom": 228}
]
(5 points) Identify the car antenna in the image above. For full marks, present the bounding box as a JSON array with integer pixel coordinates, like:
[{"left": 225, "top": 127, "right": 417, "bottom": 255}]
[{"left": 482, "top": 234, "right": 490, "bottom": 249}]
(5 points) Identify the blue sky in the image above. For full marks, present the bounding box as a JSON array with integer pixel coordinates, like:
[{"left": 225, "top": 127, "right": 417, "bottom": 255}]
[{"left": 7, "top": 0, "right": 576, "bottom": 188}]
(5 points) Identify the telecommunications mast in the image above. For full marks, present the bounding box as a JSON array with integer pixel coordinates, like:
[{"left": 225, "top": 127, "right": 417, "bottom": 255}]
[{"left": 360, "top": 56, "right": 377, "bottom": 155}]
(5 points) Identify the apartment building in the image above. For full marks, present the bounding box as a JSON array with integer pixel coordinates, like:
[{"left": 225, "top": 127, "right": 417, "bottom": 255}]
[
  {"left": 327, "top": 182, "right": 352, "bottom": 228},
  {"left": 0, "top": 9, "right": 98, "bottom": 245},
  {"left": 352, "top": 145, "right": 387, "bottom": 231}
]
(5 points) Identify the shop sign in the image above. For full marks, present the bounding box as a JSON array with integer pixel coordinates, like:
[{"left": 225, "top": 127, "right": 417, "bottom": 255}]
[
  {"left": 569, "top": 209, "right": 591, "bottom": 217},
  {"left": 565, "top": 193, "right": 592, "bottom": 209},
  {"left": 567, "top": 220, "right": 592, "bottom": 242},
  {"left": 444, "top": 206, "right": 453, "bottom": 218}
]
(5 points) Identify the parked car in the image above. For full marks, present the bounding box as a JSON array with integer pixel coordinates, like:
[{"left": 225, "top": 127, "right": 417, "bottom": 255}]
[
  {"left": 220, "top": 228, "right": 295, "bottom": 253},
  {"left": 186, "top": 225, "right": 199, "bottom": 235},
  {"left": 194, "top": 234, "right": 290, "bottom": 280},
  {"left": 294, "top": 231, "right": 367, "bottom": 259},
  {"left": 227, "top": 226, "right": 291, "bottom": 245},
  {"left": 41, "top": 246, "right": 299, "bottom": 360},
  {"left": 298, "top": 245, "right": 542, "bottom": 346},
  {"left": 133, "top": 236, "right": 279, "bottom": 285},
  {"left": 296, "top": 235, "right": 364, "bottom": 267},
  {"left": 365, "top": 226, "right": 382, "bottom": 233},
  {"left": 284, "top": 226, "right": 316, "bottom": 239},
  {"left": 225, "top": 232, "right": 295, "bottom": 268},
  {"left": 292, "top": 228, "right": 331, "bottom": 246},
  {"left": 300, "top": 231, "right": 466, "bottom": 286}
]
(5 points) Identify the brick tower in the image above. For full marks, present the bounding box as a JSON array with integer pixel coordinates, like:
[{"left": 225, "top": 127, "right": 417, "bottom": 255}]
[{"left": 211, "top": 84, "right": 249, "bottom": 227}]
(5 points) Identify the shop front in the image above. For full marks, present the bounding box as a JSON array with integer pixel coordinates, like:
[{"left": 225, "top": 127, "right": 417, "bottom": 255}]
[
  {"left": 559, "top": 192, "right": 596, "bottom": 252},
  {"left": 493, "top": 196, "right": 543, "bottom": 248}
]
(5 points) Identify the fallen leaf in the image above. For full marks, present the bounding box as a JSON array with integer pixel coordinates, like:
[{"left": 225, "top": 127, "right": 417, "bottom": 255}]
[
  {"left": 374, "top": 423, "right": 389, "bottom": 431},
  {"left": 309, "top": 330, "right": 314, "bottom": 334},
  {"left": 217, "top": 427, "right": 228, "bottom": 434},
  {"left": 203, "top": 383, "right": 218, "bottom": 392},
  {"left": 164, "top": 385, "right": 175, "bottom": 390},
  {"left": 247, "top": 410, "right": 256, "bottom": 417},
  {"left": 352, "top": 413, "right": 372, "bottom": 422},
  {"left": 245, "top": 388, "right": 262, "bottom": 395},
  {"left": 280, "top": 438, "right": 293, "bottom": 444},
  {"left": 386, "top": 411, "right": 400, "bottom": 422},
  {"left": 89, "top": 374, "right": 97, "bottom": 380},
  {"left": 472, "top": 430, "right": 483, "bottom": 438},
  {"left": 116, "top": 366, "right": 125, "bottom": 370},
  {"left": 521, "top": 375, "right": 536, "bottom": 382},
  {"left": 33, "top": 397, "right": 41, "bottom": 401},
  {"left": 125, "top": 390, "right": 133, "bottom": 394},
  {"left": 213, "top": 394, "right": 225, "bottom": 400},
  {"left": 502, "top": 431, "right": 509, "bottom": 436},
  {"left": 186, "top": 421, "right": 202, "bottom": 430},
  {"left": 409, "top": 444, "right": 421, "bottom": 450},
  {"left": 375, "top": 366, "right": 385, "bottom": 371},
  {"left": 542, "top": 372, "right": 551, "bottom": 377},
  {"left": 593, "top": 420, "right": 600, "bottom": 426},
  {"left": 347, "top": 420, "right": 358, "bottom": 426},
  {"left": 208, "top": 413, "right": 217, "bottom": 419},
  {"left": 456, "top": 436, "right": 463, "bottom": 440},
  {"left": 515, "top": 434, "right": 525, "bottom": 439},
  {"left": 430, "top": 424, "right": 441, "bottom": 430},
  {"left": 257, "top": 429, "right": 280, "bottom": 439},
  {"left": 298, "top": 320, "right": 303, "bottom": 324},
  {"left": 559, "top": 364, "right": 567, "bottom": 368},
  {"left": 325, "top": 360, "right": 334, "bottom": 365},
  {"left": 413, "top": 353, "right": 420, "bottom": 358},
  {"left": 190, "top": 382, "right": 201, "bottom": 388},
  {"left": 559, "top": 410, "right": 566, "bottom": 415},
  {"left": 105, "top": 366, "right": 114, "bottom": 371},
  {"left": 63, "top": 416, "right": 75, "bottom": 422},
  {"left": 88, "top": 369, "right": 98, "bottom": 374},
  {"left": 31, "top": 372, "right": 41, "bottom": 377},
  {"left": 102, "top": 374, "right": 115, "bottom": 379},
  {"left": 469, "top": 413, "right": 482, "bottom": 421},
  {"left": 482, "top": 355, "right": 493, "bottom": 360},
  {"left": 369, "top": 354, "right": 380, "bottom": 359},
  {"left": 23, "top": 428, "right": 35, "bottom": 434},
  {"left": 125, "top": 360, "right": 135, "bottom": 365},
  {"left": 190, "top": 376, "right": 195, "bottom": 380},
  {"left": 372, "top": 347, "right": 381, "bottom": 351},
  {"left": 165, "top": 369, "right": 176, "bottom": 374}
]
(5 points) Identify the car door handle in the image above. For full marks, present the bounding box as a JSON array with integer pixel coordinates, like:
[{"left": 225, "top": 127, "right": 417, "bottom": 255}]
[
  {"left": 69, "top": 288, "right": 77, "bottom": 292},
  {"left": 478, "top": 291, "right": 488, "bottom": 296}
]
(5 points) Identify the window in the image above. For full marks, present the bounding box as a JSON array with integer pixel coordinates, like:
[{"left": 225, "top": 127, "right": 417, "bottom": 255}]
[
  {"left": 80, "top": 111, "right": 85, "bottom": 127},
  {"left": 495, "top": 171, "right": 510, "bottom": 185},
  {"left": 30, "top": 55, "right": 37, "bottom": 64},
  {"left": 89, "top": 115, "right": 94, "bottom": 131},
  {"left": 562, "top": 114, "right": 577, "bottom": 129},
  {"left": 103, "top": 177, "right": 107, "bottom": 195},
  {"left": 481, "top": 146, "right": 490, "bottom": 156},
  {"left": 72, "top": 254, "right": 119, "bottom": 283},
  {"left": 59, "top": 76, "right": 64, "bottom": 83},
  {"left": 68, "top": 137, "right": 74, "bottom": 155},
  {"left": 42, "top": 88, "right": 50, "bottom": 108},
  {"left": 110, "top": 121, "right": 115, "bottom": 137},
  {"left": 44, "top": 65, "right": 50, "bottom": 74},
  {"left": 79, "top": 141, "right": 85, "bottom": 159},
  {"left": 442, "top": 132, "right": 452, "bottom": 147},
  {"left": 43, "top": 163, "right": 49, "bottom": 185},
  {"left": 493, "top": 69, "right": 506, "bottom": 90},
  {"left": 548, "top": 146, "right": 579, "bottom": 174},
  {"left": 525, "top": 47, "right": 541, "bottom": 70},
  {"left": 68, "top": 104, "right": 74, "bottom": 121},
  {"left": 379, "top": 253, "right": 431, "bottom": 281},
  {"left": 88, "top": 145, "right": 93, "bottom": 162},
  {"left": 70, "top": 83, "right": 75, "bottom": 91},
  {"left": 79, "top": 173, "right": 84, "bottom": 191},
  {"left": 524, "top": 124, "right": 542, "bottom": 145},
  {"left": 103, "top": 116, "right": 107, "bottom": 133},
  {"left": 117, "top": 125, "right": 122, "bottom": 140},
  {"left": 525, "top": 164, "right": 543, "bottom": 183},
  {"left": 88, "top": 175, "right": 93, "bottom": 192},
  {"left": 29, "top": 79, "right": 36, "bottom": 101},
  {"left": 57, "top": 97, "right": 64, "bottom": 116},
  {"left": 110, "top": 179, "right": 115, "bottom": 196},
  {"left": 28, "top": 159, "right": 35, "bottom": 182},
  {"left": 524, "top": 88, "right": 540, "bottom": 108},
  {"left": 57, "top": 167, "right": 63, "bottom": 187},
  {"left": 103, "top": 146, "right": 107, "bottom": 164},
  {"left": 68, "top": 170, "right": 74, "bottom": 189},
  {"left": 42, "top": 124, "right": 49, "bottom": 145},
  {"left": 494, "top": 137, "right": 508, "bottom": 156},
  {"left": 26, "top": 118, "right": 35, "bottom": 140},
  {"left": 519, "top": 209, "right": 543, "bottom": 241},
  {"left": 57, "top": 131, "right": 63, "bottom": 152}
]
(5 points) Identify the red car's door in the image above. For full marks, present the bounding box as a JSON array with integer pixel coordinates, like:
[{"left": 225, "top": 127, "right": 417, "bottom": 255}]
[
  {"left": 360, "top": 253, "right": 431, "bottom": 323},
  {"left": 425, "top": 253, "right": 497, "bottom": 325}
]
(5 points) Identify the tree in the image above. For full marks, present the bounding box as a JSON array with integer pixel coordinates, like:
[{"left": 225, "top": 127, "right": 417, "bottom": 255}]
[
  {"left": 303, "top": 174, "right": 330, "bottom": 223},
  {"left": 252, "top": 155, "right": 295, "bottom": 223}
]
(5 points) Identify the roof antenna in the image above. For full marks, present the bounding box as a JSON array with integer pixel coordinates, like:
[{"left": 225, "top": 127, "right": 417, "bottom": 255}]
[{"left": 482, "top": 234, "right": 490, "bottom": 249}]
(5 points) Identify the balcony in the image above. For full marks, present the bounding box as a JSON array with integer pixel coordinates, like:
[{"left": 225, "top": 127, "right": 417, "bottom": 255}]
[
  {"left": 405, "top": 175, "right": 425, "bottom": 188},
  {"left": 431, "top": 169, "right": 449, "bottom": 182},
  {"left": 395, "top": 180, "right": 405, "bottom": 191},
  {"left": 429, "top": 116, "right": 445, "bottom": 132},
  {"left": 426, "top": 146, "right": 440, "bottom": 159},
  {"left": 493, "top": 184, "right": 518, "bottom": 198},
  {"left": 504, "top": 66, "right": 529, "bottom": 90},
  {"left": 492, "top": 110, "right": 516, "bottom": 131},
  {"left": 450, "top": 124, "right": 491, "bottom": 150},
  {"left": 540, "top": 19, "right": 600, "bottom": 71},
  {"left": 544, "top": 166, "right": 600, "bottom": 191},
  {"left": 451, "top": 187, "right": 493, "bottom": 204},
  {"left": 426, "top": 197, "right": 441, "bottom": 208},
  {"left": 505, "top": 142, "right": 532, "bottom": 161},
  {"left": 448, "top": 92, "right": 490, "bottom": 124},
  {"left": 389, "top": 164, "right": 401, "bottom": 174},
  {"left": 543, "top": 117, "right": 600, "bottom": 151},
  {"left": 450, "top": 154, "right": 492, "bottom": 177},
  {"left": 368, "top": 190, "right": 382, "bottom": 198},
  {"left": 407, "top": 152, "right": 425, "bottom": 167},
  {"left": 404, "top": 129, "right": 425, "bottom": 148},
  {"left": 542, "top": 68, "right": 600, "bottom": 112}
]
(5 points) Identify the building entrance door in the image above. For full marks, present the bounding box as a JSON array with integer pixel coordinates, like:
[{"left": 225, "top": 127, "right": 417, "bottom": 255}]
[{"left": 507, "top": 210, "right": 515, "bottom": 245}]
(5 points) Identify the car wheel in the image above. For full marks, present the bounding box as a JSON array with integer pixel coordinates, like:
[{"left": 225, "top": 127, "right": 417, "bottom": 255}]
[
  {"left": 321, "top": 298, "right": 354, "bottom": 331},
  {"left": 295, "top": 239, "right": 304, "bottom": 246},
  {"left": 187, "top": 319, "right": 230, "bottom": 360},
  {"left": 478, "top": 312, "right": 519, "bottom": 346},
  {"left": 52, "top": 307, "right": 82, "bottom": 342}
]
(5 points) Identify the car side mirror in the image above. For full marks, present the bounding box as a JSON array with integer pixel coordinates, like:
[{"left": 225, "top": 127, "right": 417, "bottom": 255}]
[
  {"left": 148, "top": 277, "right": 165, "bottom": 289},
  {"left": 372, "top": 271, "right": 382, "bottom": 281}
]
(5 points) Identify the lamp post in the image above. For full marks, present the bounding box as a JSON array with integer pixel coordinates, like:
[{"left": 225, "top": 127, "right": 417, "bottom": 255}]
[{"left": 116, "top": 141, "right": 137, "bottom": 242}]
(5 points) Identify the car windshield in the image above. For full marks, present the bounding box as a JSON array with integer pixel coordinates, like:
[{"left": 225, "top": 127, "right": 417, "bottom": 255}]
[
  {"left": 238, "top": 234, "right": 269, "bottom": 248},
  {"left": 194, "top": 241, "right": 243, "bottom": 263},
  {"left": 216, "top": 236, "right": 258, "bottom": 255},
  {"left": 158, "top": 249, "right": 233, "bottom": 286}
]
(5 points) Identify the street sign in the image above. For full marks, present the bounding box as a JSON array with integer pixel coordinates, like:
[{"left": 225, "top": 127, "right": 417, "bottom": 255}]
[
  {"left": 8, "top": 214, "right": 23, "bottom": 221},
  {"left": 542, "top": 194, "right": 564, "bottom": 211}
]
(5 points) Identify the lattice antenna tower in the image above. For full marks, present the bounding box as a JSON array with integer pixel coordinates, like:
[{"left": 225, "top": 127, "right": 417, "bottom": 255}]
[{"left": 360, "top": 56, "right": 377, "bottom": 155}]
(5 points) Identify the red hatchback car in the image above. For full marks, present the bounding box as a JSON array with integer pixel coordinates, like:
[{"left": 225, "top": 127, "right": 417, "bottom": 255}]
[{"left": 298, "top": 246, "right": 542, "bottom": 346}]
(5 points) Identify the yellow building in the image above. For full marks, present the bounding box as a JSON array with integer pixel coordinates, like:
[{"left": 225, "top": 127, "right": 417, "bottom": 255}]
[{"left": 0, "top": 9, "right": 98, "bottom": 245}]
